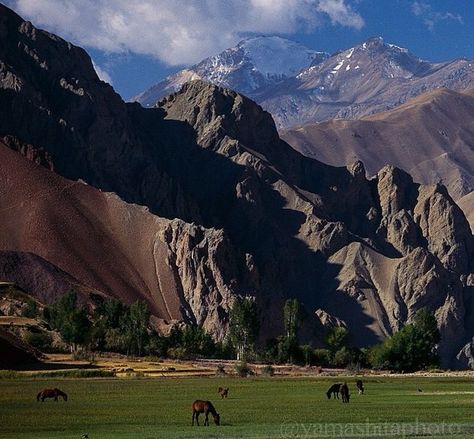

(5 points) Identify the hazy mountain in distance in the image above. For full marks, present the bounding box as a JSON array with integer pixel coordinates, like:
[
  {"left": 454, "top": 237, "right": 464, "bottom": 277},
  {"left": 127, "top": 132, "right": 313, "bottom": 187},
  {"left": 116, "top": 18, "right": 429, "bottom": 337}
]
[{"left": 259, "top": 37, "right": 474, "bottom": 128}]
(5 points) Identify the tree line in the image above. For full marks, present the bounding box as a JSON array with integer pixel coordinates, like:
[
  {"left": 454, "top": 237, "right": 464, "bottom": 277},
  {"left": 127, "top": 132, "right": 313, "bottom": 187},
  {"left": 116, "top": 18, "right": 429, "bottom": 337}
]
[{"left": 27, "top": 290, "right": 440, "bottom": 371}]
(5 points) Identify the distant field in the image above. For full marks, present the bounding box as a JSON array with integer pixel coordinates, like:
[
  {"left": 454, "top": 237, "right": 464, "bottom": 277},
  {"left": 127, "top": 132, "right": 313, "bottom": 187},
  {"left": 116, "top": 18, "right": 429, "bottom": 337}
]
[{"left": 1, "top": 376, "right": 474, "bottom": 438}]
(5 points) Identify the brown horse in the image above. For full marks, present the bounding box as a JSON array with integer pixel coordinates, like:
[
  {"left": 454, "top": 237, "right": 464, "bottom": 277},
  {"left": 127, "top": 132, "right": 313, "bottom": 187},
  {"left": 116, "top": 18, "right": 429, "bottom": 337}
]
[
  {"left": 192, "top": 400, "right": 220, "bottom": 426},
  {"left": 37, "top": 388, "right": 68, "bottom": 402},
  {"left": 356, "top": 379, "right": 364, "bottom": 395},
  {"left": 326, "top": 383, "right": 342, "bottom": 399},
  {"left": 340, "top": 383, "right": 350, "bottom": 403},
  {"left": 218, "top": 387, "right": 229, "bottom": 398}
]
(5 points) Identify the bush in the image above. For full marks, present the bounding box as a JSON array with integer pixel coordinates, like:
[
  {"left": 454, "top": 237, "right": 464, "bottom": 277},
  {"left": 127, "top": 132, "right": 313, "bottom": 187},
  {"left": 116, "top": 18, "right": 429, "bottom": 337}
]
[
  {"left": 167, "top": 346, "right": 187, "bottom": 360},
  {"left": 313, "top": 348, "right": 332, "bottom": 367},
  {"left": 22, "top": 300, "right": 38, "bottom": 318},
  {"left": 215, "top": 364, "right": 226, "bottom": 376},
  {"left": 72, "top": 350, "right": 96, "bottom": 363},
  {"left": 333, "top": 347, "right": 353, "bottom": 367},
  {"left": 261, "top": 365, "right": 275, "bottom": 376},
  {"left": 23, "top": 330, "right": 52, "bottom": 351},
  {"left": 234, "top": 361, "right": 252, "bottom": 377}
]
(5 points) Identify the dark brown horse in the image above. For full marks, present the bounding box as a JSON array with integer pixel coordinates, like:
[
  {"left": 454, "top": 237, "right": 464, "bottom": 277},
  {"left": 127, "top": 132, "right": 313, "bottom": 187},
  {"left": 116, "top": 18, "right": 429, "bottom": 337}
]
[
  {"left": 356, "top": 379, "right": 364, "bottom": 395},
  {"left": 37, "top": 388, "right": 68, "bottom": 402},
  {"left": 326, "top": 383, "right": 342, "bottom": 399},
  {"left": 192, "top": 400, "right": 220, "bottom": 426},
  {"left": 340, "top": 383, "right": 350, "bottom": 403},
  {"left": 218, "top": 387, "right": 229, "bottom": 398}
]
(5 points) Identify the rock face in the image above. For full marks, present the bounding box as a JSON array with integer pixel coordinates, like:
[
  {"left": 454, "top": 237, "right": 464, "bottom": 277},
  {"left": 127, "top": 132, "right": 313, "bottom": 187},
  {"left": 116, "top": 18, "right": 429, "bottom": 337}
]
[{"left": 1, "top": 4, "right": 474, "bottom": 367}]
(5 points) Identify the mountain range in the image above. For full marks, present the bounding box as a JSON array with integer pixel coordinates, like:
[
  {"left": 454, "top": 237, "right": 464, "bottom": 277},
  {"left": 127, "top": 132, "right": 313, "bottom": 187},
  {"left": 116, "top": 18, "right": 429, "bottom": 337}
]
[
  {"left": 1, "top": 4, "right": 474, "bottom": 368},
  {"left": 134, "top": 36, "right": 474, "bottom": 129}
]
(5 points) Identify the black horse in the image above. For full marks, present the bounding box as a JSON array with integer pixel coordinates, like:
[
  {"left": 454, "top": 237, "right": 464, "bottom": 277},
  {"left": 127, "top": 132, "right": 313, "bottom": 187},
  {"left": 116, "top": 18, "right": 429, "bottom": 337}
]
[
  {"left": 326, "top": 383, "right": 342, "bottom": 399},
  {"left": 340, "top": 383, "right": 350, "bottom": 403},
  {"left": 356, "top": 379, "right": 364, "bottom": 395}
]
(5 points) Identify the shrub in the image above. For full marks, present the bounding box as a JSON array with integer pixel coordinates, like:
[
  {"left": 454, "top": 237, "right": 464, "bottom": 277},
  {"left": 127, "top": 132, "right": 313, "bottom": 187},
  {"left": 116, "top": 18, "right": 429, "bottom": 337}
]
[
  {"left": 23, "top": 330, "right": 52, "bottom": 351},
  {"left": 22, "top": 300, "right": 38, "bottom": 318},
  {"left": 333, "top": 347, "right": 353, "bottom": 367},
  {"left": 234, "top": 361, "right": 252, "bottom": 377},
  {"left": 313, "top": 348, "right": 332, "bottom": 367},
  {"left": 167, "top": 346, "right": 187, "bottom": 360},
  {"left": 261, "top": 365, "right": 275, "bottom": 376},
  {"left": 215, "top": 364, "right": 226, "bottom": 376}
]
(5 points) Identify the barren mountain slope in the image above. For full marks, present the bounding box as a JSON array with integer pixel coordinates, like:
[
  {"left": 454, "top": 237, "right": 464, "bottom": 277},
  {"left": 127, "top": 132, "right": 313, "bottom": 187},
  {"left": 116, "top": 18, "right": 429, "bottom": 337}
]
[
  {"left": 282, "top": 88, "right": 474, "bottom": 202},
  {"left": 0, "top": 140, "right": 248, "bottom": 337}
]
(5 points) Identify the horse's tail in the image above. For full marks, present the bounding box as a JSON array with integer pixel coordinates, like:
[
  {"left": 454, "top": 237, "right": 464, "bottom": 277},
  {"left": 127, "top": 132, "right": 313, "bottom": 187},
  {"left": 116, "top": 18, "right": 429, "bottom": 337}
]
[{"left": 36, "top": 391, "right": 42, "bottom": 401}]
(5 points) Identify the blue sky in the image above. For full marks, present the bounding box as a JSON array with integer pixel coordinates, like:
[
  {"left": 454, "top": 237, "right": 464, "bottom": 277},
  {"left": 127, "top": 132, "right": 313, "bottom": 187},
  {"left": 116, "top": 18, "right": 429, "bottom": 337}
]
[{"left": 5, "top": 1, "right": 474, "bottom": 100}]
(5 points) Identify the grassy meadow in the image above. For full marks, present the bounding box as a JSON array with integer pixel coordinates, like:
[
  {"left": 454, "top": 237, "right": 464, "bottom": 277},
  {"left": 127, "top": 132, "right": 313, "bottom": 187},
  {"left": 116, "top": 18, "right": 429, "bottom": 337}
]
[{"left": 1, "top": 376, "right": 474, "bottom": 438}]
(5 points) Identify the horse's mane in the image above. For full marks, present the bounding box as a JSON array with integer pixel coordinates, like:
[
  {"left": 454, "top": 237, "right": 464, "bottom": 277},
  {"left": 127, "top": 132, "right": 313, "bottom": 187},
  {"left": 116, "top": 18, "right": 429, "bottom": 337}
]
[
  {"left": 54, "top": 388, "right": 67, "bottom": 396},
  {"left": 206, "top": 401, "right": 218, "bottom": 415}
]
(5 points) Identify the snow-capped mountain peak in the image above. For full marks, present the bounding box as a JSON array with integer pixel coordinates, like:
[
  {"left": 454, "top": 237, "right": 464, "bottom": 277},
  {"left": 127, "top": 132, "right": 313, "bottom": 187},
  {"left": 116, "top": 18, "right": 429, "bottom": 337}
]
[{"left": 133, "top": 36, "right": 328, "bottom": 107}]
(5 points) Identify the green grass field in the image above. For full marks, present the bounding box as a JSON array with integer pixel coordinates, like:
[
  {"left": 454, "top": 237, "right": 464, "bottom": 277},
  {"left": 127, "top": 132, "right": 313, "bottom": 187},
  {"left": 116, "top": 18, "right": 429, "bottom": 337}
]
[{"left": 1, "top": 376, "right": 474, "bottom": 438}]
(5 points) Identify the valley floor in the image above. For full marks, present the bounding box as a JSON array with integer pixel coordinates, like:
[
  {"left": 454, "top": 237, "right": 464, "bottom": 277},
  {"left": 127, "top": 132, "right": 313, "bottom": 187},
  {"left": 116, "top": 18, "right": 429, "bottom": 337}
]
[{"left": 1, "top": 375, "right": 473, "bottom": 438}]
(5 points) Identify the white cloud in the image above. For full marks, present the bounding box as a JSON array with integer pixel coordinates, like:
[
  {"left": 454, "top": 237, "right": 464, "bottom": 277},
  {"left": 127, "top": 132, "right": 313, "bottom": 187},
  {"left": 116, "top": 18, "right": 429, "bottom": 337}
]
[
  {"left": 412, "top": 1, "right": 463, "bottom": 31},
  {"left": 9, "top": 0, "right": 364, "bottom": 66},
  {"left": 92, "top": 61, "right": 113, "bottom": 85},
  {"left": 317, "top": 0, "right": 364, "bottom": 29}
]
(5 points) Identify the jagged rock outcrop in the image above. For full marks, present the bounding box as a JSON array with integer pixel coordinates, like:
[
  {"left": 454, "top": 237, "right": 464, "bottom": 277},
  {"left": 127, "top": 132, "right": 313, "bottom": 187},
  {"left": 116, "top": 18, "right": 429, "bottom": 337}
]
[{"left": 1, "top": 4, "right": 474, "bottom": 367}]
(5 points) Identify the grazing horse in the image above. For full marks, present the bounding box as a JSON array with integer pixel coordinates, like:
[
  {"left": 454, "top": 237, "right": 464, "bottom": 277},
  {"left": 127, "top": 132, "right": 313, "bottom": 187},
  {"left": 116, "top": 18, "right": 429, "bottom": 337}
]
[
  {"left": 192, "top": 400, "right": 220, "bottom": 426},
  {"left": 218, "top": 387, "right": 229, "bottom": 398},
  {"left": 37, "top": 388, "right": 68, "bottom": 402},
  {"left": 326, "top": 383, "right": 342, "bottom": 399},
  {"left": 340, "top": 383, "right": 350, "bottom": 403},
  {"left": 356, "top": 379, "right": 364, "bottom": 395}
]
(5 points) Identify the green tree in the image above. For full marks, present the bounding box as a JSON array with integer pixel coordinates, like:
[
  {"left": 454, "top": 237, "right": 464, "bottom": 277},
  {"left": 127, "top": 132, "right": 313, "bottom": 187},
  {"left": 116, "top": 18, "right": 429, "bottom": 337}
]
[
  {"left": 326, "top": 327, "right": 349, "bottom": 354},
  {"left": 369, "top": 308, "right": 440, "bottom": 371},
  {"left": 60, "top": 308, "right": 91, "bottom": 351},
  {"left": 282, "top": 298, "right": 303, "bottom": 363},
  {"left": 229, "top": 297, "right": 260, "bottom": 361},
  {"left": 123, "top": 300, "right": 150, "bottom": 356},
  {"left": 44, "top": 290, "right": 91, "bottom": 352},
  {"left": 283, "top": 298, "right": 301, "bottom": 340}
]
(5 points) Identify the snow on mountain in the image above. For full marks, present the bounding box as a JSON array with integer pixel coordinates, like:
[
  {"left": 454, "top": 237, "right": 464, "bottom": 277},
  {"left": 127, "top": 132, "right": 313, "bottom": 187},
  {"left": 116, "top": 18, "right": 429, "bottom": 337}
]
[
  {"left": 257, "top": 37, "right": 474, "bottom": 127},
  {"left": 133, "top": 36, "right": 328, "bottom": 107},
  {"left": 134, "top": 36, "right": 474, "bottom": 130}
]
